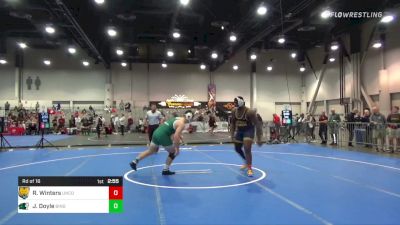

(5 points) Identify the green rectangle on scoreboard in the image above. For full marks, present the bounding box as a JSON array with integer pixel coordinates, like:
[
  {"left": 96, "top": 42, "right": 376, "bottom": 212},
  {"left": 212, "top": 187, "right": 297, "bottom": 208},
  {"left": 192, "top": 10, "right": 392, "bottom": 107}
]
[{"left": 109, "top": 200, "right": 123, "bottom": 213}]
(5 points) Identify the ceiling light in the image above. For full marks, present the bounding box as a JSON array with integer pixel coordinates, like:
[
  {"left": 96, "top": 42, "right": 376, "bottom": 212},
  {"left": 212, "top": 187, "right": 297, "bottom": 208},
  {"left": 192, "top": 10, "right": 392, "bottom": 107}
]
[
  {"left": 200, "top": 64, "right": 206, "bottom": 70},
  {"left": 329, "top": 57, "right": 336, "bottom": 62},
  {"left": 221, "top": 25, "right": 225, "bottom": 30},
  {"left": 167, "top": 50, "right": 174, "bottom": 57},
  {"left": 372, "top": 41, "right": 382, "bottom": 49},
  {"left": 250, "top": 53, "right": 257, "bottom": 60},
  {"left": 18, "top": 42, "right": 27, "bottom": 49},
  {"left": 381, "top": 14, "right": 394, "bottom": 23},
  {"left": 121, "top": 62, "right": 127, "bottom": 67},
  {"left": 94, "top": 0, "right": 105, "bottom": 4},
  {"left": 188, "top": 49, "right": 191, "bottom": 54},
  {"left": 267, "top": 65, "right": 273, "bottom": 71},
  {"left": 330, "top": 42, "right": 339, "bottom": 51},
  {"left": 211, "top": 52, "right": 218, "bottom": 59},
  {"left": 291, "top": 52, "right": 297, "bottom": 59},
  {"left": 180, "top": 0, "right": 190, "bottom": 6},
  {"left": 116, "top": 49, "right": 124, "bottom": 56},
  {"left": 229, "top": 34, "right": 237, "bottom": 42},
  {"left": 82, "top": 61, "right": 90, "bottom": 66},
  {"left": 0, "top": 59, "right": 7, "bottom": 64},
  {"left": 320, "top": 9, "right": 332, "bottom": 19},
  {"left": 68, "top": 47, "right": 77, "bottom": 54},
  {"left": 43, "top": 59, "right": 51, "bottom": 66},
  {"left": 233, "top": 64, "right": 239, "bottom": 71},
  {"left": 300, "top": 66, "right": 306, "bottom": 72},
  {"left": 172, "top": 32, "right": 181, "bottom": 39},
  {"left": 257, "top": 5, "right": 267, "bottom": 16},
  {"left": 107, "top": 28, "right": 117, "bottom": 37},
  {"left": 45, "top": 25, "right": 55, "bottom": 34},
  {"left": 162, "top": 63, "right": 167, "bottom": 68},
  {"left": 278, "top": 37, "right": 285, "bottom": 44}
]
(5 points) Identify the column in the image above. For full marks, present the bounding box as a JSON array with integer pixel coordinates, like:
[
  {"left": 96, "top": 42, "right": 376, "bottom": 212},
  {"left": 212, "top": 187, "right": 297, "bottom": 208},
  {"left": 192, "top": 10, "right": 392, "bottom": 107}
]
[
  {"left": 250, "top": 62, "right": 257, "bottom": 109},
  {"left": 379, "top": 69, "right": 390, "bottom": 116},
  {"left": 105, "top": 69, "right": 113, "bottom": 107}
]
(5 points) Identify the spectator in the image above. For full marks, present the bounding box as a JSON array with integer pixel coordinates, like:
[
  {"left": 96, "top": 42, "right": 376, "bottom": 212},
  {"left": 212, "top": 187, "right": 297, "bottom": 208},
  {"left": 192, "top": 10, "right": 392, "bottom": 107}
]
[
  {"left": 119, "top": 114, "right": 126, "bottom": 136},
  {"left": 35, "top": 102, "right": 40, "bottom": 112},
  {"left": 319, "top": 111, "right": 328, "bottom": 144},
  {"left": 96, "top": 115, "right": 105, "bottom": 139},
  {"left": 127, "top": 116, "right": 134, "bottom": 133},
  {"left": 291, "top": 113, "right": 298, "bottom": 137},
  {"left": 114, "top": 115, "right": 120, "bottom": 134},
  {"left": 137, "top": 118, "right": 145, "bottom": 133},
  {"left": 52, "top": 116, "right": 58, "bottom": 133},
  {"left": 346, "top": 108, "right": 359, "bottom": 147},
  {"left": 370, "top": 106, "right": 386, "bottom": 152},
  {"left": 297, "top": 113, "right": 305, "bottom": 136},
  {"left": 208, "top": 114, "right": 217, "bottom": 134},
  {"left": 305, "top": 114, "right": 314, "bottom": 143},
  {"left": 386, "top": 106, "right": 400, "bottom": 153},
  {"left": 69, "top": 115, "right": 76, "bottom": 128},
  {"left": 361, "top": 109, "right": 372, "bottom": 147},
  {"left": 119, "top": 100, "right": 125, "bottom": 112},
  {"left": 5, "top": 101, "right": 10, "bottom": 112},
  {"left": 328, "top": 109, "right": 341, "bottom": 146},
  {"left": 310, "top": 115, "right": 316, "bottom": 140},
  {"left": 273, "top": 113, "right": 281, "bottom": 137},
  {"left": 125, "top": 102, "right": 131, "bottom": 112},
  {"left": 75, "top": 115, "right": 81, "bottom": 130},
  {"left": 58, "top": 116, "right": 66, "bottom": 134}
]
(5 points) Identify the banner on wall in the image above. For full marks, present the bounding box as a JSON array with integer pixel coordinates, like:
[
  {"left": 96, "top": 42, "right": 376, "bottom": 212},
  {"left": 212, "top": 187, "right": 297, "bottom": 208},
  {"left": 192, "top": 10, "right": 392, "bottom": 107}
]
[
  {"left": 208, "top": 84, "right": 216, "bottom": 102},
  {"left": 216, "top": 102, "right": 235, "bottom": 112},
  {"left": 152, "top": 95, "right": 206, "bottom": 109}
]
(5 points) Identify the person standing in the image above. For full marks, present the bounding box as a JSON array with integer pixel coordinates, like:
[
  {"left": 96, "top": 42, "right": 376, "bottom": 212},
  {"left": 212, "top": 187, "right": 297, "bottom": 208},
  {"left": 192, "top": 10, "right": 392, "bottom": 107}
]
[
  {"left": 319, "top": 112, "right": 328, "bottom": 144},
  {"left": 346, "top": 109, "right": 359, "bottom": 147},
  {"left": 230, "top": 96, "right": 263, "bottom": 177},
  {"left": 273, "top": 113, "right": 281, "bottom": 138},
  {"left": 119, "top": 114, "right": 126, "bottom": 136},
  {"left": 114, "top": 115, "right": 120, "bottom": 135},
  {"left": 370, "top": 106, "right": 386, "bottom": 152},
  {"left": 208, "top": 113, "right": 217, "bottom": 134},
  {"left": 96, "top": 115, "right": 104, "bottom": 139},
  {"left": 328, "top": 109, "right": 341, "bottom": 146},
  {"left": 145, "top": 104, "right": 164, "bottom": 142},
  {"left": 386, "top": 106, "right": 400, "bottom": 153}
]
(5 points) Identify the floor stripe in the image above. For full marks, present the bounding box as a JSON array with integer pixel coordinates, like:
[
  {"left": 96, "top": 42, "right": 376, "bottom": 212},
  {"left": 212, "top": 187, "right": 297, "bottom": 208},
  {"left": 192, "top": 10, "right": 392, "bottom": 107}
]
[
  {"left": 194, "top": 149, "right": 333, "bottom": 225},
  {"left": 65, "top": 158, "right": 90, "bottom": 176},
  {"left": 0, "top": 210, "right": 17, "bottom": 225},
  {"left": 151, "top": 158, "right": 166, "bottom": 225},
  {"left": 260, "top": 151, "right": 400, "bottom": 172},
  {"left": 175, "top": 169, "right": 212, "bottom": 174},
  {"left": 257, "top": 153, "right": 400, "bottom": 199}
]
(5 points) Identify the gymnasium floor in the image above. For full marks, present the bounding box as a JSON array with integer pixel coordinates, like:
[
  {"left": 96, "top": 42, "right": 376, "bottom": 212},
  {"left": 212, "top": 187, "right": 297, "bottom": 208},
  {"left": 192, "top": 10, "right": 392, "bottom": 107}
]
[{"left": 1, "top": 143, "right": 400, "bottom": 225}]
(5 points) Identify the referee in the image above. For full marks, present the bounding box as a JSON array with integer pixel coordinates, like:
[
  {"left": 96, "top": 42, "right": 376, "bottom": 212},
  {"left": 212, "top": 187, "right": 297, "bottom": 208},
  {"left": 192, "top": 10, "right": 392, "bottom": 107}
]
[{"left": 145, "top": 104, "right": 164, "bottom": 142}]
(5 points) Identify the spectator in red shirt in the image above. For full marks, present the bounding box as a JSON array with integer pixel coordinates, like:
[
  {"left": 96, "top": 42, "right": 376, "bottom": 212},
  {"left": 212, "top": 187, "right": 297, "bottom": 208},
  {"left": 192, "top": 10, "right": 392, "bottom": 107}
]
[{"left": 273, "top": 113, "right": 281, "bottom": 137}]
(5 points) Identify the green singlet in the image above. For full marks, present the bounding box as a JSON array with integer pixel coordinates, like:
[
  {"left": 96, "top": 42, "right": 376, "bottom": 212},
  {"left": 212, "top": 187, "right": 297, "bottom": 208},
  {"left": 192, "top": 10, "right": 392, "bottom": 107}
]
[{"left": 151, "top": 117, "right": 180, "bottom": 146}]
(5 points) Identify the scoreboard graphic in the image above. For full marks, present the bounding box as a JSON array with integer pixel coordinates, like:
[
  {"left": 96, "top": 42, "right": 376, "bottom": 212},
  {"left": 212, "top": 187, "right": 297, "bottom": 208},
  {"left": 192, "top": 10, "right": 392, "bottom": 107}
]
[{"left": 17, "top": 176, "right": 123, "bottom": 213}]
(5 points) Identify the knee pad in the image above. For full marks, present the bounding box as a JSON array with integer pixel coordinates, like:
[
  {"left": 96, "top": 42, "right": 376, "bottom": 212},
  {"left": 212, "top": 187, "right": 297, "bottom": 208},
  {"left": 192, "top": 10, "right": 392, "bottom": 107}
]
[{"left": 168, "top": 152, "right": 176, "bottom": 160}]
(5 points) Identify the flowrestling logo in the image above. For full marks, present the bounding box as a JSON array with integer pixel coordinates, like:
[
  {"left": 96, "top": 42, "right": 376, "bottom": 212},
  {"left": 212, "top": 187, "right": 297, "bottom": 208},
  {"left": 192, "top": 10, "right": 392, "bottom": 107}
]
[{"left": 325, "top": 11, "right": 383, "bottom": 19}]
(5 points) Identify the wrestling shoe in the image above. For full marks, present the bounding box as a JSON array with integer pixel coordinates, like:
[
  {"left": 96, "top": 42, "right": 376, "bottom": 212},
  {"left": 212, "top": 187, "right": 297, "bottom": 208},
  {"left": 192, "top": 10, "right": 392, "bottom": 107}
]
[
  {"left": 162, "top": 169, "right": 176, "bottom": 175},
  {"left": 247, "top": 169, "right": 254, "bottom": 177},
  {"left": 129, "top": 160, "right": 137, "bottom": 171}
]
